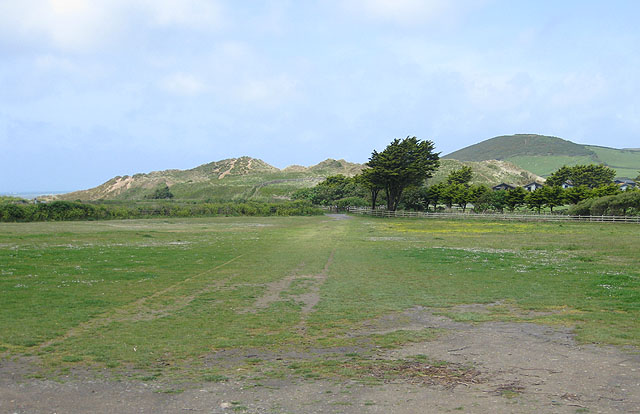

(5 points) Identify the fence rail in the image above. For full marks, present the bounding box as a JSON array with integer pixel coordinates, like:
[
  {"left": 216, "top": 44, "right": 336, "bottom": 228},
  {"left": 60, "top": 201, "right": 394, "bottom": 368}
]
[{"left": 347, "top": 207, "right": 640, "bottom": 223}]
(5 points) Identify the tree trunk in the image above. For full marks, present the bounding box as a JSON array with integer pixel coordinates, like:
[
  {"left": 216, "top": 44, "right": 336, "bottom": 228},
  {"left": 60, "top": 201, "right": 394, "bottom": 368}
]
[{"left": 370, "top": 189, "right": 379, "bottom": 210}]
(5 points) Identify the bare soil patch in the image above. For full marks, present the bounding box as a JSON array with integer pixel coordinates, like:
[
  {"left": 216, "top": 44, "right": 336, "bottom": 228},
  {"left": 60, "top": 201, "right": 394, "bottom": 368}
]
[
  {"left": 242, "top": 250, "right": 334, "bottom": 321},
  {"left": 3, "top": 307, "right": 639, "bottom": 413}
]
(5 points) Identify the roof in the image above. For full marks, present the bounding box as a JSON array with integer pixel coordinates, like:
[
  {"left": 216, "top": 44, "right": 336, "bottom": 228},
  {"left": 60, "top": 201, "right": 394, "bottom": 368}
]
[{"left": 492, "top": 183, "right": 516, "bottom": 190}]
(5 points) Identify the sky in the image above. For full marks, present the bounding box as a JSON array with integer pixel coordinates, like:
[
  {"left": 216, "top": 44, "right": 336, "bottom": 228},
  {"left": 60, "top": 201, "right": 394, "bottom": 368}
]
[{"left": 1, "top": 0, "right": 640, "bottom": 193}]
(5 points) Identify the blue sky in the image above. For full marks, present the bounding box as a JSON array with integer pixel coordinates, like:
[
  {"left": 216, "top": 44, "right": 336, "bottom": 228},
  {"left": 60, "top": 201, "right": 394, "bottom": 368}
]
[{"left": 1, "top": 0, "right": 639, "bottom": 193}]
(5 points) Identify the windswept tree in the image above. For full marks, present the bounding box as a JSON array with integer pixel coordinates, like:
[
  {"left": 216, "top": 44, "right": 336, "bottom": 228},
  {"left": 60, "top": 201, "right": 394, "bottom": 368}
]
[
  {"left": 363, "top": 137, "right": 440, "bottom": 211},
  {"left": 546, "top": 164, "right": 616, "bottom": 188}
]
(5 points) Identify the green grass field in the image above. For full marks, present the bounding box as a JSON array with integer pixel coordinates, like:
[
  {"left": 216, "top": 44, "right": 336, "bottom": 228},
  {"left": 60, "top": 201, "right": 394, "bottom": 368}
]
[
  {"left": 505, "top": 155, "right": 597, "bottom": 176},
  {"left": 1, "top": 216, "right": 638, "bottom": 382}
]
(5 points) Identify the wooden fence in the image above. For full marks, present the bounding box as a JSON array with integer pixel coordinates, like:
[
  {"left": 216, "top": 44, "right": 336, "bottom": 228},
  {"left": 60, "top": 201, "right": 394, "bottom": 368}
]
[{"left": 347, "top": 207, "right": 640, "bottom": 223}]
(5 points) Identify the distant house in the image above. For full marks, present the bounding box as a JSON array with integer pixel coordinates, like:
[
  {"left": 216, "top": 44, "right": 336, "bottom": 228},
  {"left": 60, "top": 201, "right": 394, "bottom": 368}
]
[
  {"left": 523, "top": 182, "right": 544, "bottom": 192},
  {"left": 492, "top": 183, "right": 516, "bottom": 191},
  {"left": 615, "top": 179, "right": 637, "bottom": 191},
  {"left": 561, "top": 181, "right": 574, "bottom": 189}
]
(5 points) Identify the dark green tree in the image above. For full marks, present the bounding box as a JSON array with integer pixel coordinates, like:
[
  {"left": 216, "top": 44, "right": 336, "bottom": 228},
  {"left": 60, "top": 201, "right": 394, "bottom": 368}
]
[
  {"left": 546, "top": 164, "right": 616, "bottom": 188},
  {"left": 440, "top": 184, "right": 457, "bottom": 209},
  {"left": 491, "top": 190, "right": 508, "bottom": 213},
  {"left": 590, "top": 183, "right": 621, "bottom": 198},
  {"left": 423, "top": 183, "right": 444, "bottom": 211},
  {"left": 401, "top": 186, "right": 425, "bottom": 211},
  {"left": 608, "top": 190, "right": 640, "bottom": 216},
  {"left": 364, "top": 137, "right": 440, "bottom": 211},
  {"left": 468, "top": 184, "right": 490, "bottom": 211},
  {"left": 356, "top": 169, "right": 384, "bottom": 210},
  {"left": 505, "top": 186, "right": 527, "bottom": 212},
  {"left": 540, "top": 185, "right": 564, "bottom": 212},
  {"left": 446, "top": 166, "right": 473, "bottom": 185},
  {"left": 452, "top": 184, "right": 471, "bottom": 212},
  {"left": 147, "top": 184, "right": 174, "bottom": 199},
  {"left": 544, "top": 166, "right": 573, "bottom": 187},
  {"left": 563, "top": 185, "right": 590, "bottom": 204},
  {"left": 525, "top": 189, "right": 546, "bottom": 213}
]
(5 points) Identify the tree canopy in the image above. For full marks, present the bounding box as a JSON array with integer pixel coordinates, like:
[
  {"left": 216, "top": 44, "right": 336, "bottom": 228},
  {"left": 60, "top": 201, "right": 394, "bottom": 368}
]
[
  {"left": 545, "top": 164, "right": 616, "bottom": 188},
  {"left": 362, "top": 137, "right": 440, "bottom": 211},
  {"left": 446, "top": 166, "right": 473, "bottom": 185}
]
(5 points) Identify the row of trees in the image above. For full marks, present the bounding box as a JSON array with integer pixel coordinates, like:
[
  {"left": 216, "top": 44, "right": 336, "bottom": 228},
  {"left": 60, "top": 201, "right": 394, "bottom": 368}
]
[
  {"left": 294, "top": 136, "right": 636, "bottom": 215},
  {"left": 0, "top": 200, "right": 322, "bottom": 222},
  {"left": 405, "top": 181, "right": 629, "bottom": 214}
]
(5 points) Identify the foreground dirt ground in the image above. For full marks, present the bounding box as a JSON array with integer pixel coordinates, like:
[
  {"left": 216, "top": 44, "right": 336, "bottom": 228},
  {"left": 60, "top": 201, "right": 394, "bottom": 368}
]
[{"left": 2, "top": 308, "right": 639, "bottom": 414}]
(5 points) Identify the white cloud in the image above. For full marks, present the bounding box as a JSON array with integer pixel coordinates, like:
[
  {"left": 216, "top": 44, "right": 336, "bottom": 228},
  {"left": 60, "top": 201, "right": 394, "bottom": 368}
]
[
  {"left": 0, "top": 0, "right": 223, "bottom": 52},
  {"left": 161, "top": 73, "right": 206, "bottom": 96},
  {"left": 0, "top": 0, "right": 119, "bottom": 51}
]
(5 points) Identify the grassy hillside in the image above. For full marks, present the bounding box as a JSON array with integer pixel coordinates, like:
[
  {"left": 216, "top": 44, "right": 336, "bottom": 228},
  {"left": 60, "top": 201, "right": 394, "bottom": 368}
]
[
  {"left": 56, "top": 156, "right": 542, "bottom": 202},
  {"left": 586, "top": 146, "right": 640, "bottom": 178},
  {"left": 444, "top": 134, "right": 640, "bottom": 178},
  {"left": 429, "top": 159, "right": 543, "bottom": 186},
  {"left": 57, "top": 157, "right": 365, "bottom": 202}
]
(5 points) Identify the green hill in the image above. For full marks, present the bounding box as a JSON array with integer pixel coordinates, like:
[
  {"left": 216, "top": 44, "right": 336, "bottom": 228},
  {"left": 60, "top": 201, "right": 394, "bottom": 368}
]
[
  {"left": 444, "top": 134, "right": 640, "bottom": 178},
  {"left": 56, "top": 156, "right": 543, "bottom": 202}
]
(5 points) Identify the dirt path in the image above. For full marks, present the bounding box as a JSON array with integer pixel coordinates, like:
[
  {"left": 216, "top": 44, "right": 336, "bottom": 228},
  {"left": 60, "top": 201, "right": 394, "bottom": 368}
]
[
  {"left": 4, "top": 306, "right": 639, "bottom": 413},
  {"left": 243, "top": 250, "right": 334, "bottom": 319}
]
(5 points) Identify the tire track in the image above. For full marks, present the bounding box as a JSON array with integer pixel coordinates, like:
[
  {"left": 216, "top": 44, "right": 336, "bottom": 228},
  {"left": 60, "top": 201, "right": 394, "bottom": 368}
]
[{"left": 39, "top": 254, "right": 244, "bottom": 349}]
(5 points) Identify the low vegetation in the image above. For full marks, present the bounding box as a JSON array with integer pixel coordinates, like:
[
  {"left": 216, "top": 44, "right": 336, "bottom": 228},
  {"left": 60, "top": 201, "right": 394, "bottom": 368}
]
[
  {"left": 0, "top": 200, "right": 321, "bottom": 222},
  {"left": 0, "top": 215, "right": 638, "bottom": 382}
]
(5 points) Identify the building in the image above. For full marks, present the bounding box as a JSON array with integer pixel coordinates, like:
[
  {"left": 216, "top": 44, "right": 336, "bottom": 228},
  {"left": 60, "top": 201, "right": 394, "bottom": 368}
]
[
  {"left": 561, "top": 181, "right": 574, "bottom": 189},
  {"left": 523, "top": 182, "right": 544, "bottom": 192},
  {"left": 615, "top": 179, "right": 637, "bottom": 191},
  {"left": 492, "top": 183, "right": 516, "bottom": 191}
]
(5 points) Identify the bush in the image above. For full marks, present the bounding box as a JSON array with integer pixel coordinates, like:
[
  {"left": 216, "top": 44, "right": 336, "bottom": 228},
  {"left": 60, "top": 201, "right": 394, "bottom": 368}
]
[
  {"left": 567, "top": 199, "right": 594, "bottom": 216},
  {"left": 335, "top": 197, "right": 368, "bottom": 210}
]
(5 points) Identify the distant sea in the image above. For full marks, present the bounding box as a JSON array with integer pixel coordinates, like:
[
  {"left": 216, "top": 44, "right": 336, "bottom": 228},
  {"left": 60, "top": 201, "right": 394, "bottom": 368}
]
[{"left": 1, "top": 191, "right": 69, "bottom": 199}]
